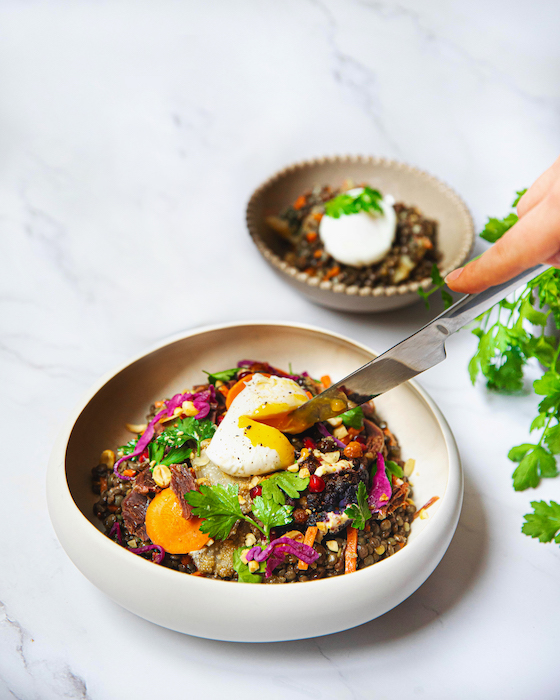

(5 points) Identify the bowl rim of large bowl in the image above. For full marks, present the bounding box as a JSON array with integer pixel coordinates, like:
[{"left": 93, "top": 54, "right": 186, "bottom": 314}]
[
  {"left": 49, "top": 320, "right": 462, "bottom": 594},
  {"left": 246, "top": 155, "right": 475, "bottom": 298}
]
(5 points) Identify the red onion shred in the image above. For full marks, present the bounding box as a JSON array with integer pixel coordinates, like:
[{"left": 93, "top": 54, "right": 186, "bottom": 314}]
[
  {"left": 245, "top": 536, "right": 319, "bottom": 578},
  {"left": 108, "top": 521, "right": 123, "bottom": 545},
  {"left": 368, "top": 452, "right": 392, "bottom": 512},
  {"left": 317, "top": 422, "right": 347, "bottom": 451},
  {"left": 130, "top": 544, "right": 165, "bottom": 565}
]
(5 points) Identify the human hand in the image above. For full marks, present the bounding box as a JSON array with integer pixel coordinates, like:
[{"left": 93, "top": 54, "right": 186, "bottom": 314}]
[{"left": 446, "top": 155, "right": 560, "bottom": 293}]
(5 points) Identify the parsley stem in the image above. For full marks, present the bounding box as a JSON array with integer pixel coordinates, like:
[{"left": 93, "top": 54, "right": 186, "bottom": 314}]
[{"left": 538, "top": 413, "right": 554, "bottom": 447}]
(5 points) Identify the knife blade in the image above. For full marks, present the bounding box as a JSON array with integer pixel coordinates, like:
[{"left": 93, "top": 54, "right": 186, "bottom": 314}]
[{"left": 283, "top": 263, "right": 548, "bottom": 433}]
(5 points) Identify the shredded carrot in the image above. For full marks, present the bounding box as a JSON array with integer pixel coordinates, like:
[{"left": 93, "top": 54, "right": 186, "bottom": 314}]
[
  {"left": 313, "top": 249, "right": 323, "bottom": 259},
  {"left": 305, "top": 390, "right": 313, "bottom": 399},
  {"left": 347, "top": 426, "right": 364, "bottom": 439},
  {"left": 154, "top": 400, "right": 164, "bottom": 409},
  {"left": 413, "top": 496, "right": 440, "bottom": 520},
  {"left": 320, "top": 375, "right": 331, "bottom": 389},
  {"left": 323, "top": 266, "right": 340, "bottom": 281},
  {"left": 306, "top": 231, "right": 318, "bottom": 242},
  {"left": 313, "top": 212, "right": 323, "bottom": 222},
  {"left": 298, "top": 526, "right": 318, "bottom": 570},
  {"left": 293, "top": 195, "right": 307, "bottom": 210},
  {"left": 345, "top": 527, "right": 358, "bottom": 574},
  {"left": 217, "top": 384, "right": 229, "bottom": 398},
  {"left": 123, "top": 469, "right": 135, "bottom": 477},
  {"left": 303, "top": 267, "right": 315, "bottom": 275}
]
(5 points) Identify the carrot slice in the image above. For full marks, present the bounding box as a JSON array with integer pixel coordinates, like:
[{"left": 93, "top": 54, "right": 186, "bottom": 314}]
[
  {"left": 145, "top": 488, "right": 209, "bottom": 554},
  {"left": 344, "top": 527, "right": 358, "bottom": 574},
  {"left": 225, "top": 374, "right": 255, "bottom": 409},
  {"left": 298, "top": 526, "right": 318, "bottom": 570},
  {"left": 293, "top": 195, "right": 307, "bottom": 210},
  {"left": 320, "top": 375, "right": 331, "bottom": 389}
]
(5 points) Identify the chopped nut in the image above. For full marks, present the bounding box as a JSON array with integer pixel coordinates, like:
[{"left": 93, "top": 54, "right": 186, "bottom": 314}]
[
  {"left": 316, "top": 522, "right": 328, "bottom": 534},
  {"left": 287, "top": 464, "right": 299, "bottom": 472},
  {"left": 126, "top": 423, "right": 147, "bottom": 434},
  {"left": 249, "top": 476, "right": 261, "bottom": 488},
  {"left": 299, "top": 467, "right": 310, "bottom": 479},
  {"left": 326, "top": 540, "right": 339, "bottom": 552},
  {"left": 99, "top": 449, "right": 115, "bottom": 468},
  {"left": 238, "top": 495, "right": 246, "bottom": 504},
  {"left": 196, "top": 477, "right": 210, "bottom": 485},
  {"left": 192, "top": 452, "right": 210, "bottom": 468},
  {"left": 215, "top": 380, "right": 224, "bottom": 388},
  {"left": 322, "top": 451, "right": 340, "bottom": 464},
  {"left": 404, "top": 458, "right": 416, "bottom": 477},
  {"left": 284, "top": 530, "right": 304, "bottom": 543},
  {"left": 248, "top": 561, "right": 259, "bottom": 573},
  {"left": 240, "top": 549, "right": 249, "bottom": 565},
  {"left": 333, "top": 425, "right": 349, "bottom": 440},
  {"left": 206, "top": 539, "right": 214, "bottom": 546},
  {"left": 245, "top": 533, "right": 257, "bottom": 547},
  {"left": 181, "top": 400, "right": 198, "bottom": 417},
  {"left": 128, "top": 540, "right": 138, "bottom": 548},
  {"left": 152, "top": 464, "right": 172, "bottom": 488},
  {"left": 375, "top": 545, "right": 386, "bottom": 555},
  {"left": 200, "top": 439, "right": 212, "bottom": 450},
  {"left": 327, "top": 416, "right": 343, "bottom": 428},
  {"left": 420, "top": 509, "right": 429, "bottom": 520}
]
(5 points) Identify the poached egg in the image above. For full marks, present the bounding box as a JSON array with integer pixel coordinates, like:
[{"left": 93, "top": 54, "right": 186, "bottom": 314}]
[
  {"left": 206, "top": 373, "right": 308, "bottom": 477},
  {"left": 319, "top": 188, "right": 397, "bottom": 267}
]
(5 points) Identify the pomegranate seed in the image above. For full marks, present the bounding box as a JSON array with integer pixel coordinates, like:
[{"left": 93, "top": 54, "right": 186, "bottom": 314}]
[
  {"left": 250, "top": 485, "right": 262, "bottom": 499},
  {"left": 303, "top": 437, "right": 316, "bottom": 450},
  {"left": 308, "top": 475, "right": 325, "bottom": 493},
  {"left": 217, "top": 414, "right": 225, "bottom": 424},
  {"left": 356, "top": 435, "right": 367, "bottom": 446},
  {"left": 139, "top": 449, "right": 149, "bottom": 461}
]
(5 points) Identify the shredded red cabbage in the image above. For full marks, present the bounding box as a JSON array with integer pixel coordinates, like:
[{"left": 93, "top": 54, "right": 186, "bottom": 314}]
[
  {"left": 113, "top": 386, "right": 216, "bottom": 480},
  {"left": 130, "top": 544, "right": 165, "bottom": 565},
  {"left": 368, "top": 452, "right": 392, "bottom": 512},
  {"left": 245, "top": 536, "right": 319, "bottom": 578},
  {"left": 317, "top": 422, "right": 347, "bottom": 451},
  {"left": 108, "top": 521, "right": 123, "bottom": 545}
]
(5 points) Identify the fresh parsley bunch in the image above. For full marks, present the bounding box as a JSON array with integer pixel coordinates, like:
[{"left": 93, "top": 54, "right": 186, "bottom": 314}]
[{"left": 463, "top": 190, "right": 560, "bottom": 545}]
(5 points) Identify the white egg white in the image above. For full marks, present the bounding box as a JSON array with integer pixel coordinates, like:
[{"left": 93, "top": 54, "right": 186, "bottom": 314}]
[
  {"left": 319, "top": 189, "right": 397, "bottom": 267},
  {"left": 206, "top": 373, "right": 308, "bottom": 477}
]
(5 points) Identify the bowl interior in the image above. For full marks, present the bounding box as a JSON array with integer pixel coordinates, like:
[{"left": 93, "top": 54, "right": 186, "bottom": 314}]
[
  {"left": 66, "top": 323, "right": 450, "bottom": 545},
  {"left": 248, "top": 157, "right": 473, "bottom": 280}
]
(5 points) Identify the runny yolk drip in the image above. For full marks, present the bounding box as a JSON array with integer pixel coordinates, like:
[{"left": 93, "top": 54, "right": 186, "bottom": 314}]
[{"left": 238, "top": 416, "right": 295, "bottom": 467}]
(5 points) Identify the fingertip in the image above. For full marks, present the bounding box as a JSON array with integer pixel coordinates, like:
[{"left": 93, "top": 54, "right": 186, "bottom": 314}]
[{"left": 444, "top": 267, "right": 464, "bottom": 290}]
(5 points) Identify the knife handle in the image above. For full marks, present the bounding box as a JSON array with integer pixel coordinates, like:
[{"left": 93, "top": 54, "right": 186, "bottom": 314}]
[{"left": 434, "top": 264, "right": 549, "bottom": 335}]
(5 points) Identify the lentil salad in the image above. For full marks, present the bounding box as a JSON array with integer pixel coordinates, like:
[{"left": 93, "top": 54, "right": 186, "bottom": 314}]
[{"left": 92, "top": 360, "right": 419, "bottom": 583}]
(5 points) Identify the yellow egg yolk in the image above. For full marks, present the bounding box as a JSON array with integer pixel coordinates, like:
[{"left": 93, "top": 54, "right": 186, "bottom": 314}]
[{"left": 237, "top": 415, "right": 295, "bottom": 468}]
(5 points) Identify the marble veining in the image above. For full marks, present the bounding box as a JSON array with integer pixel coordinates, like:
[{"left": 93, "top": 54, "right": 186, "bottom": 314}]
[{"left": 2, "top": 0, "right": 560, "bottom": 698}]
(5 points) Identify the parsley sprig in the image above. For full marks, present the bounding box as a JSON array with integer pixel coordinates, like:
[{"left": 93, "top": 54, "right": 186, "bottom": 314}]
[
  {"left": 261, "top": 471, "right": 309, "bottom": 505},
  {"left": 417, "top": 263, "right": 453, "bottom": 310},
  {"left": 465, "top": 188, "right": 560, "bottom": 544},
  {"left": 185, "top": 483, "right": 292, "bottom": 540},
  {"left": 344, "top": 482, "right": 372, "bottom": 530},
  {"left": 324, "top": 186, "right": 384, "bottom": 219}
]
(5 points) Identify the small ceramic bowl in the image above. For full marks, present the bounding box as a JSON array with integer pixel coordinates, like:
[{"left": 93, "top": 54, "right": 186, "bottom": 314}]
[
  {"left": 247, "top": 156, "right": 474, "bottom": 313},
  {"left": 47, "top": 322, "right": 463, "bottom": 642}
]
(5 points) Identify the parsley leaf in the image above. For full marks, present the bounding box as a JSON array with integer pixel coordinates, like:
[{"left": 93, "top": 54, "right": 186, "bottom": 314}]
[
  {"left": 480, "top": 212, "right": 518, "bottom": 243},
  {"left": 324, "top": 186, "right": 383, "bottom": 219},
  {"left": 261, "top": 471, "right": 309, "bottom": 505},
  {"left": 509, "top": 445, "right": 558, "bottom": 491},
  {"left": 174, "top": 417, "right": 216, "bottom": 455},
  {"left": 417, "top": 263, "right": 453, "bottom": 310},
  {"left": 160, "top": 443, "right": 192, "bottom": 466},
  {"left": 119, "top": 437, "right": 139, "bottom": 458},
  {"left": 233, "top": 547, "right": 264, "bottom": 583},
  {"left": 340, "top": 406, "right": 364, "bottom": 429},
  {"left": 185, "top": 484, "right": 247, "bottom": 540},
  {"left": 512, "top": 189, "right": 527, "bottom": 207},
  {"left": 385, "top": 460, "right": 403, "bottom": 479},
  {"left": 149, "top": 441, "right": 165, "bottom": 464},
  {"left": 344, "top": 482, "right": 372, "bottom": 530},
  {"left": 251, "top": 496, "right": 293, "bottom": 538},
  {"left": 204, "top": 368, "right": 239, "bottom": 385},
  {"left": 522, "top": 501, "right": 560, "bottom": 543}
]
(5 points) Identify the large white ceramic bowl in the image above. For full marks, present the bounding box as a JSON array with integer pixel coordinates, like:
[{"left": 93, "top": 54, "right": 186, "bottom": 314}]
[{"left": 47, "top": 322, "right": 462, "bottom": 642}]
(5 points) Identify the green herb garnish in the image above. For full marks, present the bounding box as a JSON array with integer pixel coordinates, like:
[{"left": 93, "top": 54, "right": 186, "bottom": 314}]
[
  {"left": 324, "top": 186, "right": 384, "bottom": 219},
  {"left": 155, "top": 417, "right": 216, "bottom": 456},
  {"left": 185, "top": 483, "right": 292, "bottom": 541},
  {"left": 522, "top": 500, "right": 560, "bottom": 543},
  {"left": 119, "top": 437, "right": 139, "bottom": 458},
  {"left": 385, "top": 460, "right": 403, "bottom": 479},
  {"left": 261, "top": 471, "right": 310, "bottom": 505},
  {"left": 344, "top": 482, "right": 372, "bottom": 530},
  {"left": 203, "top": 368, "right": 239, "bottom": 385},
  {"left": 417, "top": 263, "right": 453, "bottom": 310},
  {"left": 160, "top": 443, "right": 192, "bottom": 467},
  {"left": 340, "top": 406, "right": 364, "bottom": 429}
]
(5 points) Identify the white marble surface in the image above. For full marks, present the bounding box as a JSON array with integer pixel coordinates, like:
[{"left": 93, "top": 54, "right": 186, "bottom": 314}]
[{"left": 2, "top": 1, "right": 560, "bottom": 697}]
